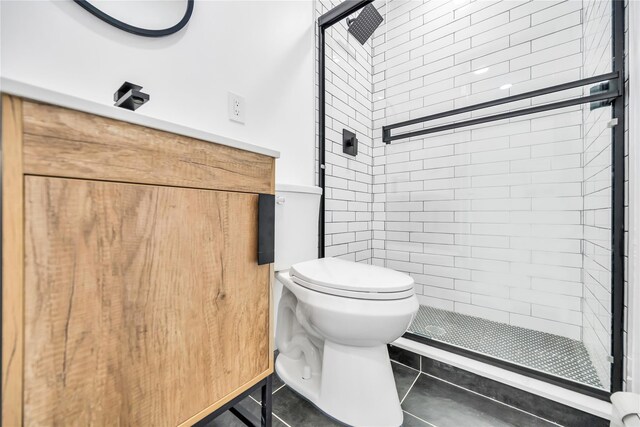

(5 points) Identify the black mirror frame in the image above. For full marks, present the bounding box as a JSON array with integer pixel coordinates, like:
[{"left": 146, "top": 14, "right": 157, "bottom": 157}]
[{"left": 74, "top": 0, "right": 194, "bottom": 37}]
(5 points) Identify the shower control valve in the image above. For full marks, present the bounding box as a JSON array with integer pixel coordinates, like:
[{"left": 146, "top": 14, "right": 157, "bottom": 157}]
[{"left": 342, "top": 128, "right": 358, "bottom": 156}]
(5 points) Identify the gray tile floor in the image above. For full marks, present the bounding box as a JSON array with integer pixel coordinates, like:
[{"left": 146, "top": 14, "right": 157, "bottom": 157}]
[
  {"left": 207, "top": 360, "right": 560, "bottom": 427},
  {"left": 408, "top": 305, "right": 603, "bottom": 388}
]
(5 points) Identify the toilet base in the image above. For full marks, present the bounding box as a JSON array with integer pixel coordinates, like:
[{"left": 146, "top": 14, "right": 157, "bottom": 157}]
[{"left": 276, "top": 341, "right": 403, "bottom": 427}]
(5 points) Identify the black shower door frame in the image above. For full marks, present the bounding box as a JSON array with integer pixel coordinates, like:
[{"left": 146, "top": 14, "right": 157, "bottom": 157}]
[{"left": 317, "top": 0, "right": 626, "bottom": 399}]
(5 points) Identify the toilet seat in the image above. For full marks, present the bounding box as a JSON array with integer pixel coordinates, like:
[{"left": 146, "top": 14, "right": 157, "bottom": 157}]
[{"left": 289, "top": 257, "right": 415, "bottom": 300}]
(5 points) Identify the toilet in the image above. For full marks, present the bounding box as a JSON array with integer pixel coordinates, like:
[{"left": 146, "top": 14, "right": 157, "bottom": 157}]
[{"left": 273, "top": 184, "right": 419, "bottom": 427}]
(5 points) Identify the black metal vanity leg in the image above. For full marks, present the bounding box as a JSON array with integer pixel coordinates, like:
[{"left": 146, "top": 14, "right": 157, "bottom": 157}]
[{"left": 261, "top": 375, "right": 273, "bottom": 427}]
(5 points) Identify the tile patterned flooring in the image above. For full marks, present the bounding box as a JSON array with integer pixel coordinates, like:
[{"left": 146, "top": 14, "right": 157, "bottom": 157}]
[
  {"left": 207, "top": 360, "right": 560, "bottom": 427},
  {"left": 408, "top": 305, "right": 603, "bottom": 388}
]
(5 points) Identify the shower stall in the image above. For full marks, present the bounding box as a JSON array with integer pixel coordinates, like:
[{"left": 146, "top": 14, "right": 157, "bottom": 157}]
[{"left": 317, "top": 0, "right": 625, "bottom": 398}]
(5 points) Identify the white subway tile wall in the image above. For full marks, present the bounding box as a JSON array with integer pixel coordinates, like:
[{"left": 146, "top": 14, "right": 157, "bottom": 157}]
[
  {"left": 581, "top": 0, "right": 614, "bottom": 390},
  {"left": 317, "top": 0, "right": 621, "bottom": 389},
  {"left": 317, "top": 0, "right": 375, "bottom": 263},
  {"left": 370, "top": 0, "right": 592, "bottom": 342}
]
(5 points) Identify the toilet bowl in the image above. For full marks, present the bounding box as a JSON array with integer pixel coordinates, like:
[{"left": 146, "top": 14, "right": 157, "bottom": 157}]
[{"left": 275, "top": 257, "right": 419, "bottom": 427}]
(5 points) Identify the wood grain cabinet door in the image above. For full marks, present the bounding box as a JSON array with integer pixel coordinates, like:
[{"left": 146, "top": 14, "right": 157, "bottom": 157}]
[{"left": 23, "top": 176, "right": 270, "bottom": 426}]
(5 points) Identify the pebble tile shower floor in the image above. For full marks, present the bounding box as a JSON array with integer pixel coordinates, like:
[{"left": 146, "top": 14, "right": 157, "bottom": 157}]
[{"left": 407, "top": 305, "right": 602, "bottom": 388}]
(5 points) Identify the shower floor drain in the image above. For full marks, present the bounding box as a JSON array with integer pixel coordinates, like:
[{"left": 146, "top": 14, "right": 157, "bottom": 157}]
[{"left": 424, "top": 325, "right": 446, "bottom": 336}]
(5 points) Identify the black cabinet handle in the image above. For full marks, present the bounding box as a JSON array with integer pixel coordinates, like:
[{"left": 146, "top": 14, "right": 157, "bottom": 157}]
[{"left": 257, "top": 194, "right": 275, "bottom": 265}]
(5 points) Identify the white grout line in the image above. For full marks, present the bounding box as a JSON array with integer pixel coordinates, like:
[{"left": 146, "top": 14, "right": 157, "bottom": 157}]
[
  {"left": 249, "top": 393, "right": 293, "bottom": 427},
  {"left": 395, "top": 338, "right": 611, "bottom": 419},
  {"left": 273, "top": 412, "right": 293, "bottom": 427},
  {"left": 395, "top": 359, "right": 559, "bottom": 425},
  {"left": 400, "top": 372, "right": 420, "bottom": 404},
  {"left": 391, "top": 358, "right": 421, "bottom": 374},
  {"left": 421, "top": 372, "right": 563, "bottom": 427},
  {"left": 267, "top": 359, "right": 557, "bottom": 426},
  {"left": 403, "top": 410, "right": 439, "bottom": 427},
  {"left": 248, "top": 383, "right": 285, "bottom": 405}
]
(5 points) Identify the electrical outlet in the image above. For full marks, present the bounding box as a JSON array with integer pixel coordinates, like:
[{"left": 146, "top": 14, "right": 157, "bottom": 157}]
[{"left": 228, "top": 92, "right": 245, "bottom": 124}]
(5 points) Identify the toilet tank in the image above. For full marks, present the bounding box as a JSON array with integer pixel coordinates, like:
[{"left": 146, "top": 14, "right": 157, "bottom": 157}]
[{"left": 274, "top": 184, "right": 322, "bottom": 271}]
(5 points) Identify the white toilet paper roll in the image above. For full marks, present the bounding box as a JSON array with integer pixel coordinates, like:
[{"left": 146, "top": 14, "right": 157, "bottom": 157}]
[{"left": 611, "top": 392, "right": 640, "bottom": 427}]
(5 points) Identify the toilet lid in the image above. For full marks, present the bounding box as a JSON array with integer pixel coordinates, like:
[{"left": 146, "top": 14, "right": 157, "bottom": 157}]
[{"left": 289, "top": 257, "right": 414, "bottom": 297}]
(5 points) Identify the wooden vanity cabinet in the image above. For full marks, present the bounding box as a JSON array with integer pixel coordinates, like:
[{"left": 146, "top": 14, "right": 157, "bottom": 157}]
[{"left": 1, "top": 95, "right": 275, "bottom": 426}]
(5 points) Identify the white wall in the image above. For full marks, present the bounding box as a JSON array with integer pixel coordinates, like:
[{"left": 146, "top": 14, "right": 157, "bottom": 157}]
[{"left": 0, "top": 0, "right": 316, "bottom": 186}]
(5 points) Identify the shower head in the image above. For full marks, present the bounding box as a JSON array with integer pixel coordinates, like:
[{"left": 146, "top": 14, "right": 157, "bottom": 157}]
[{"left": 346, "top": 4, "right": 383, "bottom": 45}]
